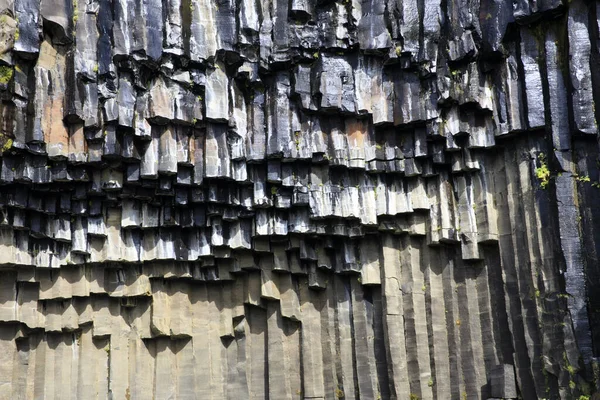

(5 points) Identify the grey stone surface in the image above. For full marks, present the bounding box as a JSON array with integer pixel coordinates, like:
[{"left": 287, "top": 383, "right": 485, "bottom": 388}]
[{"left": 0, "top": 0, "right": 599, "bottom": 399}]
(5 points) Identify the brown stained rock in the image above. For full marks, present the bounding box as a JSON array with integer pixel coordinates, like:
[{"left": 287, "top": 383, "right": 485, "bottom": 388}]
[
  {"left": 32, "top": 40, "right": 68, "bottom": 157},
  {"left": 345, "top": 117, "right": 366, "bottom": 166},
  {"left": 42, "top": 89, "right": 68, "bottom": 157},
  {"left": 68, "top": 121, "right": 86, "bottom": 162}
]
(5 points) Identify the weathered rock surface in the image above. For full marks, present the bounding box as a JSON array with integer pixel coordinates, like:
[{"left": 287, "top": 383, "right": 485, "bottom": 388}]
[{"left": 0, "top": 0, "right": 599, "bottom": 399}]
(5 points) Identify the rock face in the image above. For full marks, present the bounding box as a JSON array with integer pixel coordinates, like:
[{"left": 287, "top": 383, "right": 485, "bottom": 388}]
[{"left": 0, "top": 0, "right": 600, "bottom": 399}]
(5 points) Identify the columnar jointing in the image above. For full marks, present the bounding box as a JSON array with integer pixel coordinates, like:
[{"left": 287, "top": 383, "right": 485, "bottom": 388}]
[{"left": 0, "top": 0, "right": 599, "bottom": 399}]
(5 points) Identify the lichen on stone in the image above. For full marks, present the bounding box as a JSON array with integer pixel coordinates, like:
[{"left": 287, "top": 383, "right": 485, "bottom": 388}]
[{"left": 0, "top": 65, "right": 13, "bottom": 84}]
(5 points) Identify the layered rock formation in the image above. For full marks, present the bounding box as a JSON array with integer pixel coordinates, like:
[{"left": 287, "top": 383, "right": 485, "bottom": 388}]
[{"left": 0, "top": 0, "right": 600, "bottom": 398}]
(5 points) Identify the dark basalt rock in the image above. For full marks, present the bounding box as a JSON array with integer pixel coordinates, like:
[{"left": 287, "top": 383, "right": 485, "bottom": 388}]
[{"left": 0, "top": 0, "right": 599, "bottom": 399}]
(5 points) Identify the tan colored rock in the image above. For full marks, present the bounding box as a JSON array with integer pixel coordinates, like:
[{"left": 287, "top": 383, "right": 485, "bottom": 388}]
[
  {"left": 33, "top": 40, "right": 68, "bottom": 158},
  {"left": 0, "top": 14, "right": 16, "bottom": 64}
]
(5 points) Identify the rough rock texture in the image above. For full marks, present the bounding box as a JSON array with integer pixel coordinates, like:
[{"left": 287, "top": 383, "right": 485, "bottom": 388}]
[{"left": 0, "top": 0, "right": 600, "bottom": 399}]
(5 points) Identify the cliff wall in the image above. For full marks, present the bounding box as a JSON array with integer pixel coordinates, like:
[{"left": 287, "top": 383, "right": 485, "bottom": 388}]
[{"left": 0, "top": 0, "right": 600, "bottom": 398}]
